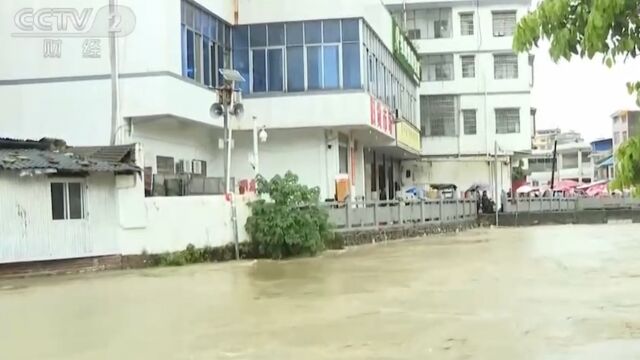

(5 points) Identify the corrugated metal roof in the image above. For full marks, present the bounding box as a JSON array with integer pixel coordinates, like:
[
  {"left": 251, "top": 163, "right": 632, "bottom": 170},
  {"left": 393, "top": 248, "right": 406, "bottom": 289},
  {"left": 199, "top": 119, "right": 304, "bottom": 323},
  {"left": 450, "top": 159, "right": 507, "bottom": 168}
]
[
  {"left": 68, "top": 144, "right": 135, "bottom": 163},
  {"left": 0, "top": 149, "right": 139, "bottom": 174}
]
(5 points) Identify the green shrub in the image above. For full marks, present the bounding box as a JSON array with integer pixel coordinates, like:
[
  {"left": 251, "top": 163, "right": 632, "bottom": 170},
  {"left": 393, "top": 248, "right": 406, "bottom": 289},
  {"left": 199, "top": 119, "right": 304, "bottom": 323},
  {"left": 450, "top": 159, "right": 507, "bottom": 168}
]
[{"left": 245, "top": 171, "right": 333, "bottom": 259}]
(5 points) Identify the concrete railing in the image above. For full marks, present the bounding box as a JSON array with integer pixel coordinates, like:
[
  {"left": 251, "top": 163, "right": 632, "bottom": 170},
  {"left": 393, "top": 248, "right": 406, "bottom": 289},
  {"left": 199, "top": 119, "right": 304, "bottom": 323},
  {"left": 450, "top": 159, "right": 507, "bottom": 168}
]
[
  {"left": 504, "top": 197, "right": 640, "bottom": 213},
  {"left": 323, "top": 199, "right": 477, "bottom": 231}
]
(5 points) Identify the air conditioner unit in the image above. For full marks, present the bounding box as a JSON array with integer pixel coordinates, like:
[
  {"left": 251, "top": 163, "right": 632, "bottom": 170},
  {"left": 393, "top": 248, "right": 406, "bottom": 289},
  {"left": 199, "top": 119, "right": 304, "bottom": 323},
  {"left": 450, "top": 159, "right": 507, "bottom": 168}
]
[{"left": 176, "top": 159, "right": 192, "bottom": 174}]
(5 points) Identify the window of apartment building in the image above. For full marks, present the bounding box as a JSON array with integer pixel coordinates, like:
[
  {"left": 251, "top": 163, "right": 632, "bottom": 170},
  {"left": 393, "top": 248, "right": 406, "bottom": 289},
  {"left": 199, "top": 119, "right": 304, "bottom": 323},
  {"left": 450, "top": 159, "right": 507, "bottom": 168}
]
[
  {"left": 528, "top": 158, "right": 553, "bottom": 172},
  {"left": 462, "top": 109, "right": 477, "bottom": 135},
  {"left": 492, "top": 11, "right": 517, "bottom": 37},
  {"left": 234, "top": 19, "right": 361, "bottom": 94},
  {"left": 393, "top": 8, "right": 451, "bottom": 39},
  {"left": 181, "top": 1, "right": 232, "bottom": 87},
  {"left": 51, "top": 181, "right": 84, "bottom": 220},
  {"left": 421, "top": 95, "right": 458, "bottom": 136},
  {"left": 495, "top": 108, "right": 520, "bottom": 133},
  {"left": 156, "top": 156, "right": 175, "bottom": 175},
  {"left": 622, "top": 130, "right": 628, "bottom": 142},
  {"left": 494, "top": 54, "right": 518, "bottom": 79},
  {"left": 424, "top": 54, "right": 453, "bottom": 81},
  {"left": 460, "top": 12, "right": 474, "bottom": 36},
  {"left": 461, "top": 55, "right": 475, "bottom": 78},
  {"left": 426, "top": 8, "right": 452, "bottom": 38}
]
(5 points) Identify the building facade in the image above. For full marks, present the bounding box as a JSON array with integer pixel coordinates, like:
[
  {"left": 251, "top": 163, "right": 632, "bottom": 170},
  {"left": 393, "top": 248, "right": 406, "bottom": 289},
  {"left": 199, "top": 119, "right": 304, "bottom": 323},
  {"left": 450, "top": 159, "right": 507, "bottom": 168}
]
[
  {"left": 384, "top": 0, "right": 533, "bottom": 196},
  {"left": 0, "top": 0, "right": 421, "bottom": 202},
  {"left": 611, "top": 110, "right": 640, "bottom": 151},
  {"left": 532, "top": 128, "right": 583, "bottom": 150},
  {"left": 590, "top": 138, "right": 613, "bottom": 181},
  {"left": 527, "top": 142, "right": 593, "bottom": 185}
]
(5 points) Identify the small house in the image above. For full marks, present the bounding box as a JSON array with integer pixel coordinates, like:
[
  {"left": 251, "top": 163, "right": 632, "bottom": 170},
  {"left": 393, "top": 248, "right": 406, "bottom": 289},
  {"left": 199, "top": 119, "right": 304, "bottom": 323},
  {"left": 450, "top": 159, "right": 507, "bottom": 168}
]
[{"left": 0, "top": 138, "right": 139, "bottom": 264}]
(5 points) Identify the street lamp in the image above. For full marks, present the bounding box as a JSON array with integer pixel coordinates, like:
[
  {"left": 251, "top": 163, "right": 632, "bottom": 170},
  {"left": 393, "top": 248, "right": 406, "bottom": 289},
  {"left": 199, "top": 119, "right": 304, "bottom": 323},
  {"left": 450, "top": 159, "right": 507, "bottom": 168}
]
[
  {"left": 251, "top": 116, "right": 268, "bottom": 177},
  {"left": 210, "top": 69, "right": 245, "bottom": 260}
]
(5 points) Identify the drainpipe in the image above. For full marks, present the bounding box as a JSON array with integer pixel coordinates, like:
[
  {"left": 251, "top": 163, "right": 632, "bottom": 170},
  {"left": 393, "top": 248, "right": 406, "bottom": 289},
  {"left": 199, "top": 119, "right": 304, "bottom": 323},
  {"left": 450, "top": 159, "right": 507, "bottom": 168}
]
[{"left": 109, "top": 0, "right": 122, "bottom": 145}]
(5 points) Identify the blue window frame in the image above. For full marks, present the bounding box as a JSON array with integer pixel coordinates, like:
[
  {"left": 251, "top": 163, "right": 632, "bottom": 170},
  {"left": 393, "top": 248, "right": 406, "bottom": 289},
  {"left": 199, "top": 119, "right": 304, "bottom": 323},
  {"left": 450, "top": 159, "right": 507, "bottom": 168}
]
[
  {"left": 323, "top": 45, "right": 340, "bottom": 89},
  {"left": 343, "top": 43, "right": 361, "bottom": 89},
  {"left": 250, "top": 24, "right": 267, "bottom": 47},
  {"left": 185, "top": 29, "right": 195, "bottom": 79},
  {"left": 268, "top": 23, "right": 285, "bottom": 46},
  {"left": 252, "top": 49, "right": 266, "bottom": 92},
  {"left": 287, "top": 46, "right": 304, "bottom": 91},
  {"left": 307, "top": 45, "right": 322, "bottom": 89},
  {"left": 287, "top": 22, "right": 304, "bottom": 45},
  {"left": 268, "top": 49, "right": 284, "bottom": 91},
  {"left": 305, "top": 21, "right": 322, "bottom": 44}
]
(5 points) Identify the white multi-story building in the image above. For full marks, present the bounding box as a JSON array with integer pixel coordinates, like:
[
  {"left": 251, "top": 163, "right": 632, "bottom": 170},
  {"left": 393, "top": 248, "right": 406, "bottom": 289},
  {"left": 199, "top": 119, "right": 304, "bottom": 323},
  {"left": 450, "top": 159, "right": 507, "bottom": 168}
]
[
  {"left": 0, "top": 0, "right": 422, "bottom": 202},
  {"left": 384, "top": 0, "right": 533, "bottom": 195}
]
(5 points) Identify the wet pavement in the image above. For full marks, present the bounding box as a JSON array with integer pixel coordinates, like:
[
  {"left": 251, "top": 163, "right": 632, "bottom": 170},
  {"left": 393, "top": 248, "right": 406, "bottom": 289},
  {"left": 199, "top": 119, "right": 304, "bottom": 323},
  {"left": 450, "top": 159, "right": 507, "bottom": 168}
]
[{"left": 1, "top": 224, "right": 640, "bottom": 359}]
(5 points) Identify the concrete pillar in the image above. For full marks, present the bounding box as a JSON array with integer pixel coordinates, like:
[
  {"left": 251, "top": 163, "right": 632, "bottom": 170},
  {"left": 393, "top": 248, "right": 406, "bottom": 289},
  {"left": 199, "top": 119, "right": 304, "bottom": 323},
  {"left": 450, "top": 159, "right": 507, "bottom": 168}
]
[{"left": 577, "top": 150, "right": 583, "bottom": 182}]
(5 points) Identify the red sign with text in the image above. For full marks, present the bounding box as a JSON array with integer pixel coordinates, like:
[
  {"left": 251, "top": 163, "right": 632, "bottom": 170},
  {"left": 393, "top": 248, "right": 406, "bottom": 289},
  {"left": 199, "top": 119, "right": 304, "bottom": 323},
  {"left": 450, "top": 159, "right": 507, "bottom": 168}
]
[{"left": 370, "top": 96, "right": 395, "bottom": 138}]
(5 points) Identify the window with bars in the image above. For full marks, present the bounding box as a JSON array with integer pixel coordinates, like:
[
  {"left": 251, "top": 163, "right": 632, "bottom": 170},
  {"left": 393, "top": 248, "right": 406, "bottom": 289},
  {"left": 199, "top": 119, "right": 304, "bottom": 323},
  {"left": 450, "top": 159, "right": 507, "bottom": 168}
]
[
  {"left": 462, "top": 109, "right": 477, "bottom": 135},
  {"left": 424, "top": 54, "right": 453, "bottom": 81},
  {"left": 460, "top": 13, "right": 474, "bottom": 36},
  {"left": 461, "top": 55, "right": 475, "bottom": 78},
  {"left": 494, "top": 54, "right": 518, "bottom": 79},
  {"left": 492, "top": 11, "right": 517, "bottom": 37},
  {"left": 421, "top": 95, "right": 458, "bottom": 136},
  {"left": 156, "top": 156, "right": 175, "bottom": 175},
  {"left": 495, "top": 108, "right": 520, "bottom": 134}
]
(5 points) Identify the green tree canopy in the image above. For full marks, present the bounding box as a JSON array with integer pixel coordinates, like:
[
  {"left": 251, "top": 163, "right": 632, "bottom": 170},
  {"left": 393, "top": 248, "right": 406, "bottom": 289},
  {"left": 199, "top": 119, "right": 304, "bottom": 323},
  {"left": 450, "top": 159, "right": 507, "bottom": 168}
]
[{"left": 514, "top": 0, "right": 640, "bottom": 193}]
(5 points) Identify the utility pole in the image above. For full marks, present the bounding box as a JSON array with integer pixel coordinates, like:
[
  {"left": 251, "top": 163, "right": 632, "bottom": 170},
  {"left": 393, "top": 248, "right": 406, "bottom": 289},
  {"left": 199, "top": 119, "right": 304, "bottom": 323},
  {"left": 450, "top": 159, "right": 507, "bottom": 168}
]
[{"left": 550, "top": 139, "right": 558, "bottom": 191}]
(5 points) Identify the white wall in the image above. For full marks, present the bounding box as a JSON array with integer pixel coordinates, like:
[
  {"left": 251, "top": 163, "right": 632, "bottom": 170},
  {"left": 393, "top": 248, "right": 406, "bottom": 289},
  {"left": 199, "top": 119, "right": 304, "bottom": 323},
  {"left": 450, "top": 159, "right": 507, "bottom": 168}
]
[
  {"left": 403, "top": 157, "right": 512, "bottom": 196},
  {"left": 0, "top": 172, "right": 119, "bottom": 263},
  {"left": 240, "top": 92, "right": 373, "bottom": 130},
  {"left": 119, "top": 195, "right": 251, "bottom": 255}
]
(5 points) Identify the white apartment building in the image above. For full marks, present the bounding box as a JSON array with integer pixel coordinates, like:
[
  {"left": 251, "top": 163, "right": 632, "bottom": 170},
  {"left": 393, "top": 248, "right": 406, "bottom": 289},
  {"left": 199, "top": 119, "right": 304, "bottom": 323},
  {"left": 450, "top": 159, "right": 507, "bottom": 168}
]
[
  {"left": 384, "top": 0, "right": 533, "bottom": 194},
  {"left": 0, "top": 0, "right": 422, "bottom": 202}
]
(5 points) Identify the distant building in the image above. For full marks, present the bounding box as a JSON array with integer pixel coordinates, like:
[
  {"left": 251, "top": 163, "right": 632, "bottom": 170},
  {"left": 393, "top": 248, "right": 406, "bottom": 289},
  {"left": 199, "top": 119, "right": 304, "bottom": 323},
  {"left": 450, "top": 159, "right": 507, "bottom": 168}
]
[
  {"left": 590, "top": 138, "right": 613, "bottom": 181},
  {"left": 532, "top": 128, "right": 583, "bottom": 150},
  {"left": 526, "top": 141, "right": 592, "bottom": 185},
  {"left": 611, "top": 110, "right": 640, "bottom": 151}
]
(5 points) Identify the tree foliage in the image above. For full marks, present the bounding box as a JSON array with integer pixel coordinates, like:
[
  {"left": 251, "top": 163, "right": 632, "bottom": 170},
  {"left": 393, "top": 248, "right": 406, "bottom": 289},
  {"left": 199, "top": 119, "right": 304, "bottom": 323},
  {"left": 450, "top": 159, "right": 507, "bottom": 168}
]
[
  {"left": 514, "top": 0, "right": 640, "bottom": 192},
  {"left": 610, "top": 137, "right": 640, "bottom": 194},
  {"left": 514, "top": 0, "right": 640, "bottom": 100},
  {"left": 244, "top": 171, "right": 332, "bottom": 259}
]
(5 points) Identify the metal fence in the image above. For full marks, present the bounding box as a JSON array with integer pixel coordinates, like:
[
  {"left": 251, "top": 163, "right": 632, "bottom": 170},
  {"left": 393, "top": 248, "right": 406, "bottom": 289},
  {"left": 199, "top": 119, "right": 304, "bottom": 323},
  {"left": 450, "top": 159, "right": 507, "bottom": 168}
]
[
  {"left": 504, "top": 196, "right": 640, "bottom": 213},
  {"left": 323, "top": 199, "right": 477, "bottom": 231}
]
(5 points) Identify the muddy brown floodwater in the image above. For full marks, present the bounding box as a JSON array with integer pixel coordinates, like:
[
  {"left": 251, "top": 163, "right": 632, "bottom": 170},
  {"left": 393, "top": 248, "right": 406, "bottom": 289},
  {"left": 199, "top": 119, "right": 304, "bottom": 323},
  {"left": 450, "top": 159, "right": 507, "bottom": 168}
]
[{"left": 2, "top": 225, "right": 640, "bottom": 359}]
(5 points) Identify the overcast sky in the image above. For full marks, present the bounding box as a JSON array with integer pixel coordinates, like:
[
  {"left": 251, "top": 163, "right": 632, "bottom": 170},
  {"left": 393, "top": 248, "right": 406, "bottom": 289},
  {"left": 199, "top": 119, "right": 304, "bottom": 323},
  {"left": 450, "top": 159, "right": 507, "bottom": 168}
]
[{"left": 531, "top": 42, "right": 640, "bottom": 142}]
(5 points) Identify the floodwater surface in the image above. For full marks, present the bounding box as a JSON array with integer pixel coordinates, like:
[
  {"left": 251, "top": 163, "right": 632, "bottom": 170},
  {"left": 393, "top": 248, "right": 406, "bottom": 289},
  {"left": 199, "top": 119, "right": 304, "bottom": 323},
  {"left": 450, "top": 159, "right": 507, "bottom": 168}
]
[{"left": 2, "top": 225, "right": 640, "bottom": 359}]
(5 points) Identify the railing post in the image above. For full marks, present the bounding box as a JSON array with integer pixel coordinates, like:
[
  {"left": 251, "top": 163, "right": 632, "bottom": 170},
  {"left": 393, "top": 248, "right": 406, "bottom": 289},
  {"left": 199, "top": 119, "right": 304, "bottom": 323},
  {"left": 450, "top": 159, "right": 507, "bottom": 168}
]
[
  {"left": 439, "top": 197, "right": 444, "bottom": 222},
  {"left": 398, "top": 200, "right": 404, "bottom": 225},
  {"left": 373, "top": 200, "right": 378, "bottom": 228},
  {"left": 345, "top": 199, "right": 351, "bottom": 229},
  {"left": 454, "top": 199, "right": 459, "bottom": 220},
  {"left": 420, "top": 199, "right": 426, "bottom": 223}
]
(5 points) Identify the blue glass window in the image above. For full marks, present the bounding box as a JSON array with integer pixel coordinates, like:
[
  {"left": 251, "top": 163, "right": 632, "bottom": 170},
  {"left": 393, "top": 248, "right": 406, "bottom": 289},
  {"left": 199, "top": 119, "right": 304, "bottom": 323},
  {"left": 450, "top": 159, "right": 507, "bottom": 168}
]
[
  {"left": 323, "top": 45, "right": 339, "bottom": 89},
  {"left": 217, "top": 44, "right": 224, "bottom": 84},
  {"left": 250, "top": 24, "right": 267, "bottom": 47},
  {"left": 268, "top": 23, "right": 285, "bottom": 46},
  {"left": 286, "top": 22, "right": 303, "bottom": 45},
  {"left": 252, "top": 49, "right": 266, "bottom": 92},
  {"left": 209, "top": 43, "right": 216, "bottom": 86},
  {"left": 343, "top": 43, "right": 361, "bottom": 89},
  {"left": 233, "top": 25, "right": 249, "bottom": 48},
  {"left": 209, "top": 17, "right": 217, "bottom": 39},
  {"left": 307, "top": 46, "right": 322, "bottom": 89},
  {"left": 186, "top": 29, "right": 195, "bottom": 79},
  {"left": 225, "top": 25, "right": 231, "bottom": 48},
  {"left": 233, "top": 48, "right": 249, "bottom": 93},
  {"left": 218, "top": 23, "right": 224, "bottom": 43},
  {"left": 287, "top": 47, "right": 304, "bottom": 91},
  {"left": 305, "top": 21, "right": 322, "bottom": 44},
  {"left": 268, "top": 49, "right": 283, "bottom": 91},
  {"left": 323, "top": 20, "right": 341, "bottom": 42},
  {"left": 342, "top": 19, "right": 359, "bottom": 42},
  {"left": 203, "top": 38, "right": 210, "bottom": 86}
]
